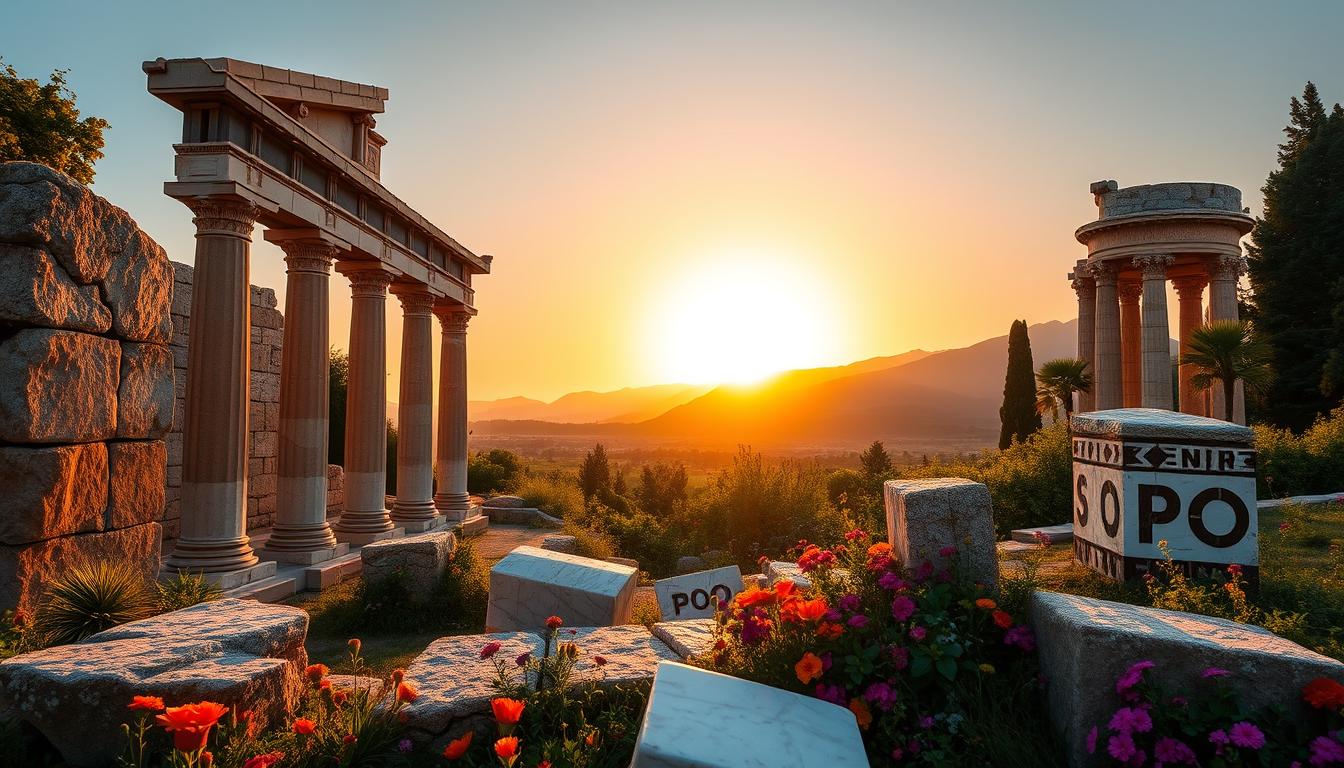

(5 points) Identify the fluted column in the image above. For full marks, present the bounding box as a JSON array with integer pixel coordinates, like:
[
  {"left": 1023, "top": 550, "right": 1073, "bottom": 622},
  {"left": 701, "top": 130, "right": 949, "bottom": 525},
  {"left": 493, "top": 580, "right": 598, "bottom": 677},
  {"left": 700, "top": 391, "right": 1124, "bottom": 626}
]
[
  {"left": 262, "top": 235, "right": 345, "bottom": 563},
  {"left": 334, "top": 264, "right": 399, "bottom": 544},
  {"left": 434, "top": 303, "right": 474, "bottom": 522},
  {"left": 1071, "top": 263, "right": 1096, "bottom": 412},
  {"left": 1091, "top": 262, "right": 1122, "bottom": 410},
  {"left": 390, "top": 286, "right": 440, "bottom": 531},
  {"left": 1208, "top": 254, "right": 1248, "bottom": 423},
  {"left": 166, "top": 197, "right": 263, "bottom": 577},
  {"left": 1119, "top": 281, "right": 1143, "bottom": 408},
  {"left": 1173, "top": 275, "right": 1209, "bottom": 416},
  {"left": 1135, "top": 254, "right": 1175, "bottom": 409}
]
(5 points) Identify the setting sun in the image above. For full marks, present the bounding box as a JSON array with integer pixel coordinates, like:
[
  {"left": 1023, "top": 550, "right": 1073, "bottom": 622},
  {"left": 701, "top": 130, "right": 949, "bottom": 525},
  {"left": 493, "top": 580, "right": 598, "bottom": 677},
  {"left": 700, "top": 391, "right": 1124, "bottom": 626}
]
[{"left": 648, "top": 254, "right": 842, "bottom": 385}]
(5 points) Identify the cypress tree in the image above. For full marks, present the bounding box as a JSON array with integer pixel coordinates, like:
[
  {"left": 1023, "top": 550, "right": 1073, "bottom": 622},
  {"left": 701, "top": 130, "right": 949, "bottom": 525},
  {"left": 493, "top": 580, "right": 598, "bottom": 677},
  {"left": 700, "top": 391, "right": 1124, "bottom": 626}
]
[
  {"left": 1247, "top": 82, "right": 1344, "bottom": 430},
  {"left": 999, "top": 319, "right": 1042, "bottom": 449}
]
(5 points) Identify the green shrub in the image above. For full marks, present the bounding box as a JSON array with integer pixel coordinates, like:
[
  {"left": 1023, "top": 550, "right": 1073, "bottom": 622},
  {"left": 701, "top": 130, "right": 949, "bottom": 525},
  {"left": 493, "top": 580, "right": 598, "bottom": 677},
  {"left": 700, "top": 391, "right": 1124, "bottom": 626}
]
[
  {"left": 155, "top": 570, "right": 222, "bottom": 613},
  {"left": 469, "top": 448, "right": 524, "bottom": 494},
  {"left": 1255, "top": 407, "right": 1344, "bottom": 498},
  {"left": 36, "top": 562, "right": 155, "bottom": 646},
  {"left": 517, "top": 475, "right": 586, "bottom": 520},
  {"left": 561, "top": 519, "right": 617, "bottom": 562}
]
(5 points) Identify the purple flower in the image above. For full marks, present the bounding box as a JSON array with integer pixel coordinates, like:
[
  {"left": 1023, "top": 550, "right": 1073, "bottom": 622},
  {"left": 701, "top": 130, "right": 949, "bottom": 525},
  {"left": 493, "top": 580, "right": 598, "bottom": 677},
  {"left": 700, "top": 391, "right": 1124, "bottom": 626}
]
[
  {"left": 1086, "top": 726, "right": 1098, "bottom": 755},
  {"left": 918, "top": 715, "right": 934, "bottom": 729},
  {"left": 1209, "top": 729, "right": 1229, "bottom": 755},
  {"left": 1228, "top": 722, "right": 1265, "bottom": 750},
  {"left": 1004, "top": 625, "right": 1036, "bottom": 651},
  {"left": 1309, "top": 734, "right": 1344, "bottom": 766},
  {"left": 878, "top": 572, "right": 907, "bottom": 591},
  {"left": 847, "top": 614, "right": 870, "bottom": 629},
  {"left": 1108, "top": 707, "right": 1153, "bottom": 735},
  {"left": 398, "top": 738, "right": 413, "bottom": 753},
  {"left": 863, "top": 681, "right": 898, "bottom": 711},
  {"left": 515, "top": 652, "right": 532, "bottom": 667},
  {"left": 1115, "top": 660, "right": 1155, "bottom": 699},
  {"left": 1154, "top": 737, "right": 1196, "bottom": 765},
  {"left": 891, "top": 595, "right": 916, "bottom": 622},
  {"left": 909, "top": 626, "right": 927, "bottom": 642},
  {"left": 1202, "top": 667, "right": 1230, "bottom": 678},
  {"left": 888, "top": 645, "right": 910, "bottom": 670},
  {"left": 815, "top": 683, "right": 847, "bottom": 706},
  {"left": 939, "top": 545, "right": 957, "bottom": 557},
  {"left": 1108, "top": 733, "right": 1138, "bottom": 762},
  {"left": 837, "top": 594, "right": 861, "bottom": 613},
  {"left": 820, "top": 651, "right": 833, "bottom": 672},
  {"left": 823, "top": 608, "right": 844, "bottom": 623}
]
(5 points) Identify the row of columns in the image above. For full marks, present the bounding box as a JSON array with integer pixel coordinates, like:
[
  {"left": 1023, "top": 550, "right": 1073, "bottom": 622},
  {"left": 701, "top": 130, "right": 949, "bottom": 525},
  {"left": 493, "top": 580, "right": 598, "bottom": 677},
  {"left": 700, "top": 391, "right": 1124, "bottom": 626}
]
[
  {"left": 1072, "top": 253, "right": 1246, "bottom": 421},
  {"left": 166, "top": 197, "right": 475, "bottom": 576}
]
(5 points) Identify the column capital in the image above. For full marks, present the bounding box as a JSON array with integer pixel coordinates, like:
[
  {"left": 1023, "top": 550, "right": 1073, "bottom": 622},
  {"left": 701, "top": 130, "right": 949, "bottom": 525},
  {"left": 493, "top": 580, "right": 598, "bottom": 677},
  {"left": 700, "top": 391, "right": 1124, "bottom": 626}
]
[
  {"left": 1171, "top": 274, "right": 1209, "bottom": 297},
  {"left": 1133, "top": 253, "right": 1175, "bottom": 280},
  {"left": 1087, "top": 260, "right": 1118, "bottom": 286},
  {"left": 434, "top": 300, "right": 476, "bottom": 333},
  {"left": 1070, "top": 271, "right": 1096, "bottom": 296},
  {"left": 185, "top": 197, "right": 259, "bottom": 238},
  {"left": 392, "top": 285, "right": 437, "bottom": 316},
  {"left": 1118, "top": 281, "right": 1143, "bottom": 302},
  {"left": 276, "top": 240, "right": 337, "bottom": 274},
  {"left": 337, "top": 263, "right": 396, "bottom": 297},
  {"left": 1209, "top": 253, "right": 1248, "bottom": 282}
]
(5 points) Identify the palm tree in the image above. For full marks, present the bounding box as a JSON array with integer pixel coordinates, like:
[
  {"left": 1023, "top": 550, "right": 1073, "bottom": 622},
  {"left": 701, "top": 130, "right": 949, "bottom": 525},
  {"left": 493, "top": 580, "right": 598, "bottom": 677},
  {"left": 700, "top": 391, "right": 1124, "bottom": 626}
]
[
  {"left": 1035, "top": 358, "right": 1092, "bottom": 423},
  {"left": 1185, "top": 320, "right": 1273, "bottom": 422}
]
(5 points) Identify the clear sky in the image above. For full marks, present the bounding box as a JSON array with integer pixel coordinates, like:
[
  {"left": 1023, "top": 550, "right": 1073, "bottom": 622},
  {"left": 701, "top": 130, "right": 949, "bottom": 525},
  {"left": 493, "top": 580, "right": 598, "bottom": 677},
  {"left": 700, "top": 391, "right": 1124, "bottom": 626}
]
[{"left": 4, "top": 1, "right": 1342, "bottom": 401}]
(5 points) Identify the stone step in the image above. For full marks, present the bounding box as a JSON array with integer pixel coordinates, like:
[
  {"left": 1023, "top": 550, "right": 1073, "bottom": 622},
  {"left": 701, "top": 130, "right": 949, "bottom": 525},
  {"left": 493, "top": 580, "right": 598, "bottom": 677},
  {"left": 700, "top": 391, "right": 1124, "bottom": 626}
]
[
  {"left": 1010, "top": 523, "right": 1074, "bottom": 544},
  {"left": 302, "top": 550, "right": 364, "bottom": 591},
  {"left": 458, "top": 514, "right": 489, "bottom": 537},
  {"left": 224, "top": 574, "right": 297, "bottom": 603}
]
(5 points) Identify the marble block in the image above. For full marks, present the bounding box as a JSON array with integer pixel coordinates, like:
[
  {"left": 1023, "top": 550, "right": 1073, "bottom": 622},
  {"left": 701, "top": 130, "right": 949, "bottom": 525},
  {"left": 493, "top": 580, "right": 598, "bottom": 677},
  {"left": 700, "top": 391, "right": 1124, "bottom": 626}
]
[
  {"left": 486, "top": 545, "right": 638, "bottom": 631},
  {"left": 1031, "top": 591, "right": 1344, "bottom": 768},
  {"left": 650, "top": 619, "right": 717, "bottom": 659},
  {"left": 654, "top": 565, "right": 743, "bottom": 620},
  {"left": 567, "top": 625, "right": 679, "bottom": 685},
  {"left": 885, "top": 477, "right": 997, "bottom": 587},
  {"left": 631, "top": 661, "right": 869, "bottom": 768},
  {"left": 361, "top": 529, "right": 456, "bottom": 592},
  {"left": 762, "top": 560, "right": 811, "bottom": 589}
]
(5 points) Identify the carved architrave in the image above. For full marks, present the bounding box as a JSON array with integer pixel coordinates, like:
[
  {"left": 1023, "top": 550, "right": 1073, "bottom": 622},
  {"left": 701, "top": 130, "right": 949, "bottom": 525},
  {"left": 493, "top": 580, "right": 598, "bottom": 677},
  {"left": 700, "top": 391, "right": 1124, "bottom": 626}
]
[{"left": 186, "top": 197, "right": 259, "bottom": 238}]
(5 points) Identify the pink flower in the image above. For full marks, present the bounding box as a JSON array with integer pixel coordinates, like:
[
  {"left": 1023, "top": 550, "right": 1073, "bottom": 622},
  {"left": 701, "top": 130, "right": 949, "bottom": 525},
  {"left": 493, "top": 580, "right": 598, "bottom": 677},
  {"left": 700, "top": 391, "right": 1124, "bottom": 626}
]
[
  {"left": 938, "top": 545, "right": 956, "bottom": 557},
  {"left": 1108, "top": 733, "right": 1138, "bottom": 762},
  {"left": 1228, "top": 722, "right": 1265, "bottom": 750},
  {"left": 890, "top": 595, "right": 916, "bottom": 622},
  {"left": 878, "top": 572, "right": 907, "bottom": 591},
  {"left": 1115, "top": 660, "right": 1155, "bottom": 699},
  {"left": 1004, "top": 625, "right": 1036, "bottom": 652},
  {"left": 1086, "top": 726, "right": 1098, "bottom": 755},
  {"left": 909, "top": 626, "right": 927, "bottom": 642},
  {"left": 1309, "top": 735, "right": 1344, "bottom": 766},
  {"left": 480, "top": 642, "right": 502, "bottom": 659},
  {"left": 1108, "top": 707, "right": 1153, "bottom": 735},
  {"left": 1202, "top": 667, "right": 1230, "bottom": 678},
  {"left": 847, "top": 615, "right": 870, "bottom": 629},
  {"left": 1154, "top": 737, "right": 1196, "bottom": 765},
  {"left": 888, "top": 645, "right": 909, "bottom": 670},
  {"left": 863, "top": 682, "right": 898, "bottom": 711},
  {"left": 844, "top": 529, "right": 868, "bottom": 541}
]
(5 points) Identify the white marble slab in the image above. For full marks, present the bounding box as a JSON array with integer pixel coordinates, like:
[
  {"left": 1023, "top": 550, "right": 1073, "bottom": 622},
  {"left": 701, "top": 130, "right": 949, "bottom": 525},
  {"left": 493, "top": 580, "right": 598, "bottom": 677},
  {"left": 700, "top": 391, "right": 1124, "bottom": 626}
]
[
  {"left": 486, "top": 545, "right": 638, "bottom": 631},
  {"left": 650, "top": 619, "right": 716, "bottom": 659},
  {"left": 653, "top": 565, "right": 743, "bottom": 620},
  {"left": 631, "top": 661, "right": 869, "bottom": 768}
]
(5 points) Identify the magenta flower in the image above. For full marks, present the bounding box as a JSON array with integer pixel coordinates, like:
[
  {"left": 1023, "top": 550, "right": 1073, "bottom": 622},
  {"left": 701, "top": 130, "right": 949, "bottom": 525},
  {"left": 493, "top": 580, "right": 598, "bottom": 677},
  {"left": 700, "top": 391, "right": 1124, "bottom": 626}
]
[
  {"left": 863, "top": 681, "right": 898, "bottom": 711},
  {"left": 878, "top": 571, "right": 905, "bottom": 591},
  {"left": 847, "top": 614, "right": 870, "bottom": 629},
  {"left": 1108, "top": 707, "right": 1153, "bottom": 735},
  {"left": 909, "top": 625, "right": 927, "bottom": 642},
  {"left": 515, "top": 652, "right": 531, "bottom": 667},
  {"left": 1228, "top": 722, "right": 1265, "bottom": 750},
  {"left": 1107, "top": 733, "right": 1138, "bottom": 762},
  {"left": 938, "top": 545, "right": 956, "bottom": 557},
  {"left": 918, "top": 715, "right": 934, "bottom": 729},
  {"left": 1309, "top": 735, "right": 1344, "bottom": 766},
  {"left": 837, "top": 594, "right": 861, "bottom": 613},
  {"left": 1115, "top": 660, "right": 1155, "bottom": 698},
  {"left": 1004, "top": 625, "right": 1036, "bottom": 651},
  {"left": 814, "top": 683, "right": 847, "bottom": 706},
  {"left": 1086, "top": 726, "right": 1098, "bottom": 755},
  {"left": 891, "top": 595, "right": 916, "bottom": 622},
  {"left": 1202, "top": 667, "right": 1230, "bottom": 678},
  {"left": 844, "top": 529, "right": 867, "bottom": 541},
  {"left": 888, "top": 645, "right": 910, "bottom": 670},
  {"left": 1154, "top": 737, "right": 1196, "bottom": 765},
  {"left": 480, "top": 641, "right": 502, "bottom": 659}
]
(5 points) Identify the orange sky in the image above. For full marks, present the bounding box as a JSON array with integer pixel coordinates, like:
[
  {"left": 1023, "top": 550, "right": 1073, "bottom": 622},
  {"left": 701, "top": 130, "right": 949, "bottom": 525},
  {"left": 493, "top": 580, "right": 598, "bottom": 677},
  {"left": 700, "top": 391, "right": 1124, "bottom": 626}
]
[{"left": 6, "top": 2, "right": 1342, "bottom": 402}]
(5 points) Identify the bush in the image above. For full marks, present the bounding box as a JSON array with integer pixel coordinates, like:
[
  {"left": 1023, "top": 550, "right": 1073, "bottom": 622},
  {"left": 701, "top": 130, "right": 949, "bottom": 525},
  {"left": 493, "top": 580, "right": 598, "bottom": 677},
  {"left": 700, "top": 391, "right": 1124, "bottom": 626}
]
[
  {"left": 155, "top": 570, "right": 223, "bottom": 613},
  {"left": 1255, "top": 407, "right": 1344, "bottom": 498},
  {"left": 469, "top": 448, "right": 524, "bottom": 494},
  {"left": 517, "top": 475, "right": 586, "bottom": 520},
  {"left": 561, "top": 518, "right": 617, "bottom": 562},
  {"left": 36, "top": 562, "right": 155, "bottom": 646}
]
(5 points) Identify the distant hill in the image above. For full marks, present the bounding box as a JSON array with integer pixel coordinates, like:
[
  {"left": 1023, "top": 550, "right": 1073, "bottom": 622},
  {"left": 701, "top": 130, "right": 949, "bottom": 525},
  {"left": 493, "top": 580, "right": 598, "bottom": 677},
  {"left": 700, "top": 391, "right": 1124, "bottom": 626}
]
[{"left": 469, "top": 383, "right": 712, "bottom": 424}]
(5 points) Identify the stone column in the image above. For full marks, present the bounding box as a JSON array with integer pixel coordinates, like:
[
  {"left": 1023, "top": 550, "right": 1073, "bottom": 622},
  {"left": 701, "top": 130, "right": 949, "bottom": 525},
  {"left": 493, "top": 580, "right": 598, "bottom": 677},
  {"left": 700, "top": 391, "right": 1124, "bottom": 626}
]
[
  {"left": 1208, "top": 255, "right": 1248, "bottom": 424},
  {"left": 1173, "top": 275, "right": 1209, "bottom": 416},
  {"left": 1071, "top": 264, "right": 1096, "bottom": 412},
  {"left": 1119, "top": 281, "right": 1143, "bottom": 408},
  {"left": 333, "top": 264, "right": 399, "bottom": 544},
  {"left": 1090, "top": 262, "right": 1122, "bottom": 410},
  {"left": 166, "top": 198, "right": 266, "bottom": 581},
  {"left": 434, "top": 303, "right": 474, "bottom": 522},
  {"left": 1135, "top": 254, "right": 1175, "bottom": 410},
  {"left": 261, "top": 235, "right": 345, "bottom": 564},
  {"left": 390, "top": 286, "right": 440, "bottom": 531}
]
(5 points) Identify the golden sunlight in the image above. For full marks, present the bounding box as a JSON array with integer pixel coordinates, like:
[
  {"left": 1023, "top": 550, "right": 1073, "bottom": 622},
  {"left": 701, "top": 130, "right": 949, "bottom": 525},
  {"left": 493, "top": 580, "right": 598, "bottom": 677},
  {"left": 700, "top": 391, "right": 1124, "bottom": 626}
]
[{"left": 648, "top": 255, "right": 840, "bottom": 385}]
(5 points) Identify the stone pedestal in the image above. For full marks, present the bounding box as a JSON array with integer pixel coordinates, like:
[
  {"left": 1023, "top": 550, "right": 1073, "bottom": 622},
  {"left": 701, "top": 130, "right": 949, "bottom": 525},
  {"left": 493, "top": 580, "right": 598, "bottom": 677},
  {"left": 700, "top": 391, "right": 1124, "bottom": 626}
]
[
  {"left": 433, "top": 304, "right": 473, "bottom": 522},
  {"left": 486, "top": 545, "right": 638, "bottom": 631},
  {"left": 361, "top": 529, "right": 456, "bottom": 592},
  {"left": 630, "top": 662, "right": 869, "bottom": 768},
  {"left": 1069, "top": 408, "right": 1256, "bottom": 581},
  {"left": 884, "top": 477, "right": 997, "bottom": 587}
]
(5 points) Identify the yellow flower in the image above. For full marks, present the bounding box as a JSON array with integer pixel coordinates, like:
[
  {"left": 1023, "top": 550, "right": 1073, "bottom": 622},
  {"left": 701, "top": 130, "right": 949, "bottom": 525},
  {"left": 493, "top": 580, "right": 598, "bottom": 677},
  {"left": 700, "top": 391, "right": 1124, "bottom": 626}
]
[{"left": 979, "top": 663, "right": 996, "bottom": 674}]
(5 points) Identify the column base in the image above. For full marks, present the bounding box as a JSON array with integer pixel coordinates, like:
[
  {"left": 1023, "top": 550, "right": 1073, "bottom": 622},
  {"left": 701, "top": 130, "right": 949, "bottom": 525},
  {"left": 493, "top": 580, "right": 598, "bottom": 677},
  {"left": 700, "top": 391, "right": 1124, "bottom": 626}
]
[
  {"left": 335, "top": 526, "right": 405, "bottom": 546},
  {"left": 161, "top": 560, "right": 277, "bottom": 591},
  {"left": 391, "top": 498, "right": 440, "bottom": 529},
  {"left": 164, "top": 534, "right": 261, "bottom": 574},
  {"left": 258, "top": 542, "right": 350, "bottom": 565},
  {"left": 434, "top": 492, "right": 471, "bottom": 523},
  {"left": 400, "top": 516, "right": 448, "bottom": 534}
]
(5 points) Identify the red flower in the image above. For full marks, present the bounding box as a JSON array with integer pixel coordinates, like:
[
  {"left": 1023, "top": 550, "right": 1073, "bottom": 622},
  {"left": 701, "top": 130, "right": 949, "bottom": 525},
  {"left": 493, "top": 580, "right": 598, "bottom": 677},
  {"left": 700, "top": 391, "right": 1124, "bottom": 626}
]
[
  {"left": 242, "top": 752, "right": 284, "bottom": 768},
  {"left": 494, "top": 736, "right": 521, "bottom": 767},
  {"left": 545, "top": 615, "right": 564, "bottom": 630},
  {"left": 1303, "top": 677, "right": 1344, "bottom": 709},
  {"left": 593, "top": 655, "right": 608, "bottom": 667},
  {"left": 396, "top": 681, "right": 418, "bottom": 703},
  {"left": 992, "top": 610, "right": 1014, "bottom": 629},
  {"left": 304, "top": 663, "right": 329, "bottom": 684},
  {"left": 128, "top": 695, "right": 165, "bottom": 712},
  {"left": 480, "top": 641, "right": 502, "bottom": 659},
  {"left": 342, "top": 734, "right": 357, "bottom": 745},
  {"left": 347, "top": 638, "right": 362, "bottom": 654},
  {"left": 491, "top": 697, "right": 526, "bottom": 725},
  {"left": 155, "top": 702, "right": 229, "bottom": 754},
  {"left": 292, "top": 718, "right": 317, "bottom": 736},
  {"left": 442, "top": 731, "right": 473, "bottom": 760}
]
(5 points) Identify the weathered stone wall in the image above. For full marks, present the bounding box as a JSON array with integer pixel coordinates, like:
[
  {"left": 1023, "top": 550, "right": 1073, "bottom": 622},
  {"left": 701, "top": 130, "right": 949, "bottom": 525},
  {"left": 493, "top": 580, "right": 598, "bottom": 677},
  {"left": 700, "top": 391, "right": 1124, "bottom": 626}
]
[
  {"left": 165, "top": 262, "right": 283, "bottom": 542},
  {"left": 1096, "top": 182, "right": 1243, "bottom": 219},
  {"left": 0, "top": 162, "right": 171, "bottom": 612}
]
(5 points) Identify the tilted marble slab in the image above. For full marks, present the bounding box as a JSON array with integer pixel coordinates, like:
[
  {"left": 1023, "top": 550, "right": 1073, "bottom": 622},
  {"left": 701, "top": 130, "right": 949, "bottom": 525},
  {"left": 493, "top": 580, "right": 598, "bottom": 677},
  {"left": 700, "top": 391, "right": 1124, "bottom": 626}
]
[
  {"left": 486, "top": 545, "right": 638, "bottom": 631},
  {"left": 631, "top": 661, "right": 869, "bottom": 768},
  {"left": 650, "top": 619, "right": 717, "bottom": 660}
]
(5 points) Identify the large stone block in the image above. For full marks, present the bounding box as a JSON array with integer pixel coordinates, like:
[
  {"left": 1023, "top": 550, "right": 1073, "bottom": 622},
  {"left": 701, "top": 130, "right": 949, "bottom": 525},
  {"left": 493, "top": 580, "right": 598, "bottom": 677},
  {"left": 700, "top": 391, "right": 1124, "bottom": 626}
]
[
  {"left": 0, "top": 443, "right": 107, "bottom": 546},
  {"left": 0, "top": 244, "right": 111, "bottom": 332},
  {"left": 116, "top": 342, "right": 173, "bottom": 438},
  {"left": 0, "top": 162, "right": 135, "bottom": 284},
  {"left": 650, "top": 619, "right": 717, "bottom": 659},
  {"left": 884, "top": 477, "right": 997, "bottom": 587},
  {"left": 106, "top": 440, "right": 166, "bottom": 531},
  {"left": 361, "top": 530, "right": 457, "bottom": 592},
  {"left": 0, "top": 328, "right": 119, "bottom": 443},
  {"left": 630, "top": 661, "right": 869, "bottom": 768},
  {"left": 402, "top": 631, "right": 546, "bottom": 746},
  {"left": 1069, "top": 408, "right": 1258, "bottom": 581},
  {"left": 0, "top": 598, "right": 307, "bottom": 767},
  {"left": 486, "top": 546, "right": 638, "bottom": 631},
  {"left": 102, "top": 229, "right": 171, "bottom": 342},
  {"left": 1031, "top": 591, "right": 1344, "bottom": 767},
  {"left": 0, "top": 522, "right": 160, "bottom": 613}
]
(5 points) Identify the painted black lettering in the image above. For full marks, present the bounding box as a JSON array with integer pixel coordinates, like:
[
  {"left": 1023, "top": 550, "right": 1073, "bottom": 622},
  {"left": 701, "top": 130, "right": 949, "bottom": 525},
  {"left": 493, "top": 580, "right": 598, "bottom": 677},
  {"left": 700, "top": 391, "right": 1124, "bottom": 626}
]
[
  {"left": 1138, "top": 484, "right": 1180, "bottom": 544},
  {"left": 1188, "top": 487, "right": 1250, "bottom": 548}
]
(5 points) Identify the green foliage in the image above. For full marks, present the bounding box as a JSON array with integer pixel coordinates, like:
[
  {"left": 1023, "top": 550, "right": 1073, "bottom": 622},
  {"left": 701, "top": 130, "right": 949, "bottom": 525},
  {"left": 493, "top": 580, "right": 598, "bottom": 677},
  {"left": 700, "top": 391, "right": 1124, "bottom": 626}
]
[
  {"left": 1035, "top": 357, "right": 1091, "bottom": 422},
  {"left": 384, "top": 418, "right": 397, "bottom": 495},
  {"left": 634, "top": 462, "right": 687, "bottom": 516},
  {"left": 0, "top": 59, "right": 108, "bottom": 184},
  {"left": 328, "top": 347, "right": 347, "bottom": 466},
  {"left": 155, "top": 570, "right": 222, "bottom": 613},
  {"left": 999, "top": 319, "right": 1042, "bottom": 449},
  {"left": 468, "top": 448, "right": 524, "bottom": 494},
  {"left": 577, "top": 443, "right": 612, "bottom": 501},
  {"left": 1186, "top": 320, "right": 1274, "bottom": 421},
  {"left": 1254, "top": 407, "right": 1344, "bottom": 497},
  {"left": 859, "top": 440, "right": 893, "bottom": 478},
  {"left": 35, "top": 562, "right": 155, "bottom": 646},
  {"left": 516, "top": 474, "right": 586, "bottom": 520},
  {"left": 827, "top": 467, "right": 885, "bottom": 535},
  {"left": 1246, "top": 81, "right": 1344, "bottom": 431}
]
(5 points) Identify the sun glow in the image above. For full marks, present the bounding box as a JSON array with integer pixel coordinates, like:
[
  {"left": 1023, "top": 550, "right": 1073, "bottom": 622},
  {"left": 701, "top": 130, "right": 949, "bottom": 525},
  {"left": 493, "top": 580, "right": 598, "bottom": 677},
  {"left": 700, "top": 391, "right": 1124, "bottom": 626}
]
[{"left": 649, "top": 253, "right": 841, "bottom": 385}]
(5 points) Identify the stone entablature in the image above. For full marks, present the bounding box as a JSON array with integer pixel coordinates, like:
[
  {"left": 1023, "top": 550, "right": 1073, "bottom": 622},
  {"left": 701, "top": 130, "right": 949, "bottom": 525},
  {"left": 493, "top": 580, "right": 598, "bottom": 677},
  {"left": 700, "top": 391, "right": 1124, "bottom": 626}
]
[{"left": 1091, "top": 181, "right": 1244, "bottom": 219}]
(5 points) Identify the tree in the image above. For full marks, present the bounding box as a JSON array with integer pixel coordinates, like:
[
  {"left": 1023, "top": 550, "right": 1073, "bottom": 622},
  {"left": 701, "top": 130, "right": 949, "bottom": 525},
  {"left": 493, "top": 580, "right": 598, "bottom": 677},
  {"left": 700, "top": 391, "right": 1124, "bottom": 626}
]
[
  {"left": 999, "top": 319, "right": 1041, "bottom": 449},
  {"left": 0, "top": 59, "right": 108, "bottom": 184},
  {"left": 468, "top": 449, "right": 522, "bottom": 494},
  {"left": 1035, "top": 358, "right": 1092, "bottom": 423},
  {"left": 1246, "top": 82, "right": 1344, "bottom": 430},
  {"left": 636, "top": 463, "right": 688, "bottom": 516},
  {"left": 577, "top": 443, "right": 611, "bottom": 501},
  {"left": 613, "top": 467, "right": 627, "bottom": 497},
  {"left": 328, "top": 348, "right": 348, "bottom": 465},
  {"left": 859, "top": 440, "right": 893, "bottom": 478},
  {"left": 385, "top": 419, "right": 398, "bottom": 494},
  {"left": 1186, "top": 321, "right": 1274, "bottom": 422}
]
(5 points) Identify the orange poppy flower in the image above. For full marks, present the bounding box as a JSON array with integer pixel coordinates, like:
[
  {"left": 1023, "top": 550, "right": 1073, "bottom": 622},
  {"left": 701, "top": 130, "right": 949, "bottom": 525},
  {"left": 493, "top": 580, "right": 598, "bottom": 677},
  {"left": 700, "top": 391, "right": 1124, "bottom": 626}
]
[
  {"left": 128, "top": 695, "right": 165, "bottom": 712},
  {"left": 155, "top": 701, "right": 229, "bottom": 754},
  {"left": 442, "top": 731, "right": 473, "bottom": 760},
  {"left": 585, "top": 730, "right": 598, "bottom": 747},
  {"left": 291, "top": 718, "right": 317, "bottom": 736},
  {"left": 848, "top": 698, "right": 873, "bottom": 730},
  {"left": 794, "top": 652, "right": 824, "bottom": 684},
  {"left": 494, "top": 736, "right": 521, "bottom": 766},
  {"left": 396, "top": 681, "right": 418, "bottom": 703},
  {"left": 392, "top": 668, "right": 405, "bottom": 684},
  {"left": 867, "top": 542, "right": 892, "bottom": 559},
  {"left": 1303, "top": 677, "right": 1344, "bottom": 709},
  {"left": 974, "top": 598, "right": 997, "bottom": 610},
  {"left": 992, "top": 610, "right": 1014, "bottom": 629},
  {"left": 491, "top": 697, "right": 526, "bottom": 728},
  {"left": 774, "top": 580, "right": 798, "bottom": 600},
  {"left": 304, "top": 663, "right": 329, "bottom": 684},
  {"left": 793, "top": 599, "right": 829, "bottom": 622},
  {"left": 815, "top": 621, "right": 844, "bottom": 640},
  {"left": 734, "top": 587, "right": 774, "bottom": 609}
]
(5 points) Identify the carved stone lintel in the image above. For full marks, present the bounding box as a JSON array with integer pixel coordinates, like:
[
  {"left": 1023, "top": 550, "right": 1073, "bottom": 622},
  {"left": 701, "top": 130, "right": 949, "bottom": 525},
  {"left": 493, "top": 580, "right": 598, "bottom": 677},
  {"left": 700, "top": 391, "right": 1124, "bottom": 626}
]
[
  {"left": 277, "top": 241, "right": 337, "bottom": 274},
  {"left": 186, "top": 197, "right": 259, "bottom": 238},
  {"left": 1133, "top": 253, "right": 1175, "bottom": 280}
]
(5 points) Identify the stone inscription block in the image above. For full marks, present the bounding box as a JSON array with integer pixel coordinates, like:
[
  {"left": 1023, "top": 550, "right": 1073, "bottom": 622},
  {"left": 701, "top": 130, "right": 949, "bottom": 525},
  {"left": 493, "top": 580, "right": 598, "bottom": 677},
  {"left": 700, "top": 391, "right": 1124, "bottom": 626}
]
[
  {"left": 486, "top": 546, "right": 637, "bottom": 631},
  {"left": 884, "top": 477, "right": 997, "bottom": 587},
  {"left": 1070, "top": 408, "right": 1257, "bottom": 582},
  {"left": 631, "top": 661, "right": 869, "bottom": 768},
  {"left": 653, "top": 565, "right": 743, "bottom": 620}
]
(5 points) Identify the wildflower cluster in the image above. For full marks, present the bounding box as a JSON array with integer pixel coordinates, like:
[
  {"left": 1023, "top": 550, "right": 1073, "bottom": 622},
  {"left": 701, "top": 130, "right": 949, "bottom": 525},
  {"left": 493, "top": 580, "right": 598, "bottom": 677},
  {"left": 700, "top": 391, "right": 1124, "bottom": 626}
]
[
  {"left": 1089, "top": 660, "right": 1344, "bottom": 767},
  {"left": 710, "top": 532, "right": 1040, "bottom": 765}
]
